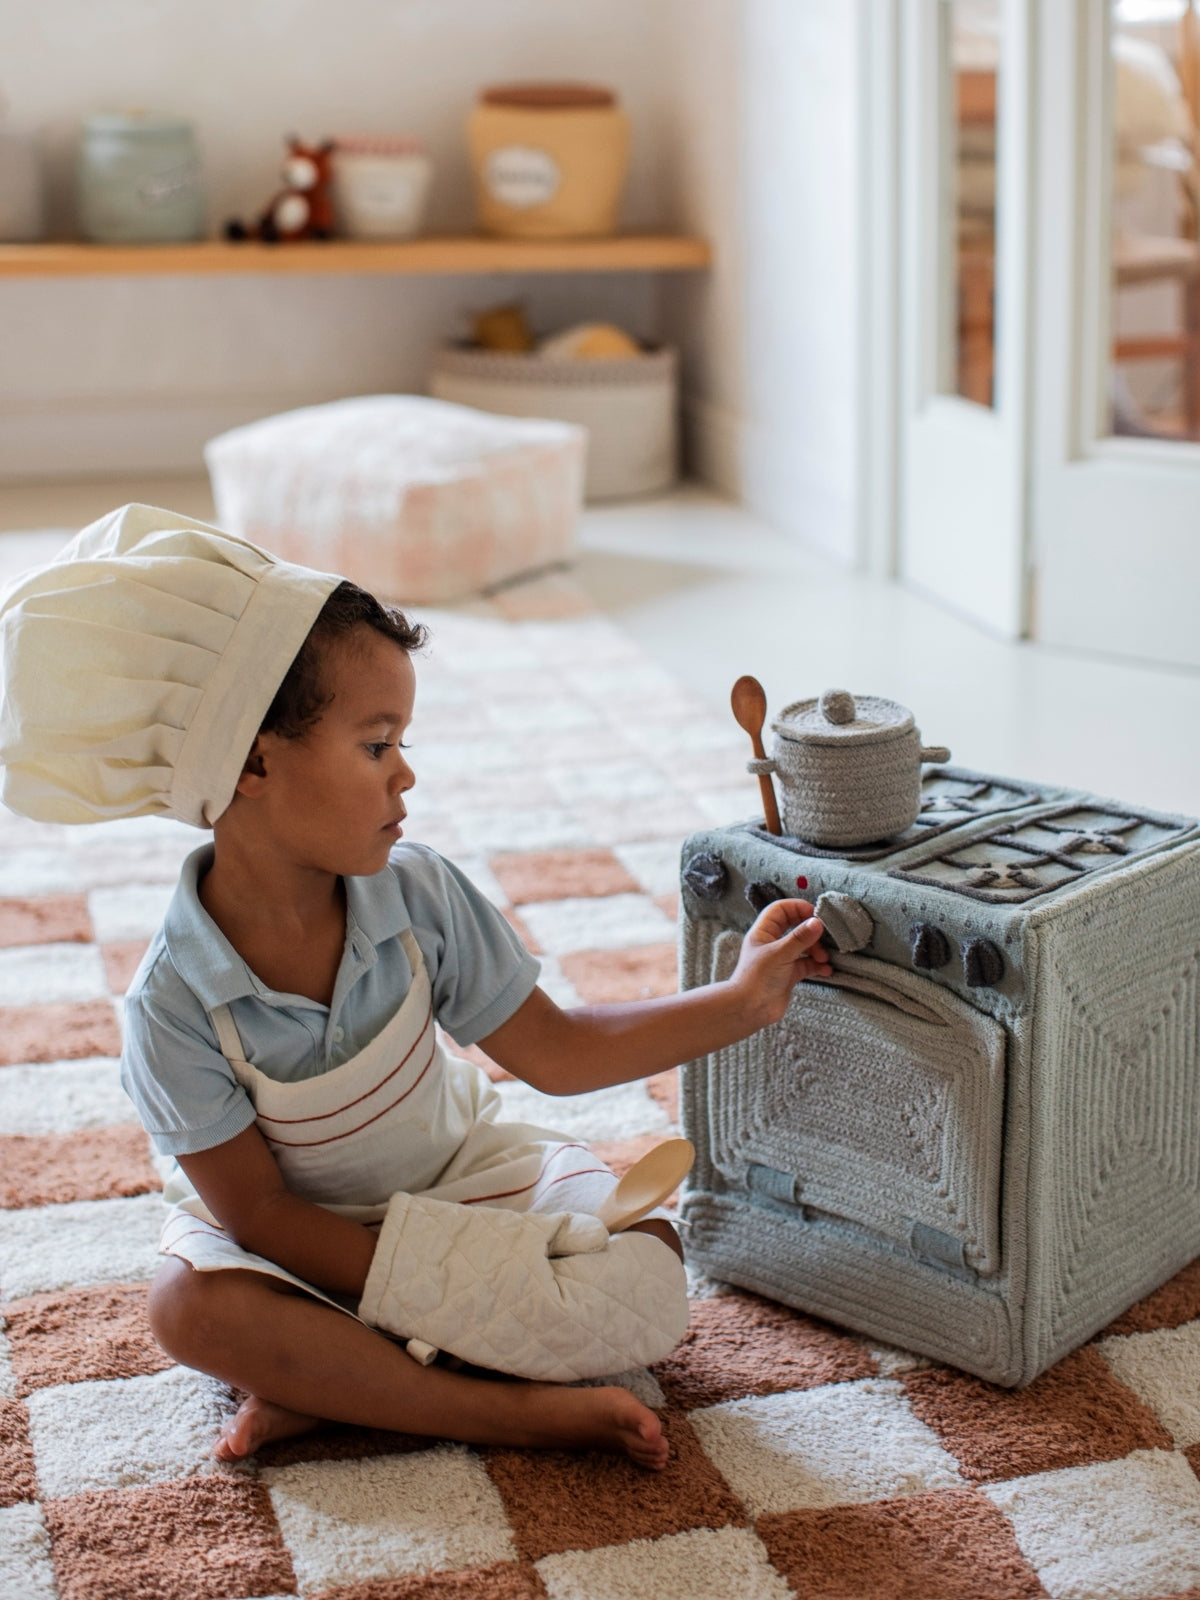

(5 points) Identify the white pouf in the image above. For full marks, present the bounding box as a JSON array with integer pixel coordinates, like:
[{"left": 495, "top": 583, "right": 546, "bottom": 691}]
[{"left": 204, "top": 395, "right": 585, "bottom": 603}]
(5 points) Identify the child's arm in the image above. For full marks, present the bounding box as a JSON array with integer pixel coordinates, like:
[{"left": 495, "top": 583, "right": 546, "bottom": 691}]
[
  {"left": 478, "top": 897, "right": 831, "bottom": 1097},
  {"left": 175, "top": 1126, "right": 377, "bottom": 1297}
]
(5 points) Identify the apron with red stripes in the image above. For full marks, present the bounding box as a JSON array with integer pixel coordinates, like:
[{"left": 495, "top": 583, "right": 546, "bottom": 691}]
[{"left": 158, "top": 928, "right": 631, "bottom": 1317}]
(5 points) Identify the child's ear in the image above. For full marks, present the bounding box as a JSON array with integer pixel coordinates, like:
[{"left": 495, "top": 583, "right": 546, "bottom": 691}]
[{"left": 235, "top": 736, "right": 270, "bottom": 797}]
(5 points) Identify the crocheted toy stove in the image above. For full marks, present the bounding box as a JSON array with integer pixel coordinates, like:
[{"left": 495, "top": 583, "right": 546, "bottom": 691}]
[{"left": 678, "top": 761, "right": 1200, "bottom": 1386}]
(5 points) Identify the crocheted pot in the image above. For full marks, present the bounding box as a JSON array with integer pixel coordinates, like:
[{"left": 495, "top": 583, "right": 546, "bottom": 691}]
[{"left": 766, "top": 689, "right": 951, "bottom": 847}]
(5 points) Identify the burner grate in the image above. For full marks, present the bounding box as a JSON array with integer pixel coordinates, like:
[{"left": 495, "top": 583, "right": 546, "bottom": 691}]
[{"left": 889, "top": 804, "right": 1192, "bottom": 903}]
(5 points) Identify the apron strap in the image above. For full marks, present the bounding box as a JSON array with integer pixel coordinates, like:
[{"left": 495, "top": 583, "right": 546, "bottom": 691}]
[
  {"left": 399, "top": 926, "right": 424, "bottom": 973},
  {"left": 209, "top": 1002, "right": 251, "bottom": 1069}
]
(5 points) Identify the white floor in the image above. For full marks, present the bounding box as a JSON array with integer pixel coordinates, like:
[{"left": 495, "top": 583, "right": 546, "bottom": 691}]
[{"left": 2, "top": 477, "right": 1198, "bottom": 817}]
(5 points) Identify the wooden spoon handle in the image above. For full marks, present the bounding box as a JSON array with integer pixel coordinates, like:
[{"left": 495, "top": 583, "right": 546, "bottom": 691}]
[
  {"left": 745, "top": 723, "right": 783, "bottom": 836},
  {"left": 756, "top": 764, "right": 782, "bottom": 837}
]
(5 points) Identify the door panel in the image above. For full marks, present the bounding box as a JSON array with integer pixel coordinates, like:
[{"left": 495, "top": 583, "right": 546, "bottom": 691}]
[
  {"left": 899, "top": 0, "right": 1032, "bottom": 638},
  {"left": 1032, "top": 1, "right": 1200, "bottom": 668}
]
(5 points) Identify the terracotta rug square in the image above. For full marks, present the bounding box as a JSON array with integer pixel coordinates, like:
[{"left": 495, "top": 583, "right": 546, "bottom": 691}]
[
  {"left": 2, "top": 1281, "right": 171, "bottom": 1396},
  {"left": 309, "top": 1560, "right": 550, "bottom": 1600},
  {"left": 559, "top": 943, "right": 678, "bottom": 1004},
  {"left": 0, "top": 1125, "right": 160, "bottom": 1209},
  {"left": 652, "top": 1291, "right": 877, "bottom": 1410},
  {"left": 484, "top": 1411, "right": 746, "bottom": 1562},
  {"left": 1101, "top": 1260, "right": 1200, "bottom": 1339},
  {"left": 487, "top": 849, "right": 640, "bottom": 905},
  {"left": 903, "top": 1347, "right": 1174, "bottom": 1483},
  {"left": 0, "top": 896, "right": 91, "bottom": 948},
  {"left": 757, "top": 1488, "right": 1047, "bottom": 1600},
  {"left": 42, "top": 1473, "right": 296, "bottom": 1600},
  {"left": 0, "top": 1000, "right": 121, "bottom": 1065},
  {"left": 0, "top": 1395, "right": 37, "bottom": 1508}
]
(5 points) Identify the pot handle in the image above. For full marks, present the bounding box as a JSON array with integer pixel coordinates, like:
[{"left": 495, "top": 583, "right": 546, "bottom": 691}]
[
  {"left": 920, "top": 745, "right": 952, "bottom": 764},
  {"left": 747, "top": 756, "right": 779, "bottom": 777}
]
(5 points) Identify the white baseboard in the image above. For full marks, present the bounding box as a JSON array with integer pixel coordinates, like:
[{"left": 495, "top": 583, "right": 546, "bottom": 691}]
[{"left": 0, "top": 391, "right": 351, "bottom": 482}]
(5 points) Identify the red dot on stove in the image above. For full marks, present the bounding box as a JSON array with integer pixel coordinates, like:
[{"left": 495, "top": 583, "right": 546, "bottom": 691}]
[{"left": 795, "top": 875, "right": 809, "bottom": 890}]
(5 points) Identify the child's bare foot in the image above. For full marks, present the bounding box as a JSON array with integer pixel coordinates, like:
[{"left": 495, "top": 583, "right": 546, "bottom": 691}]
[
  {"left": 214, "top": 1395, "right": 321, "bottom": 1461},
  {"left": 529, "top": 1384, "right": 670, "bottom": 1470}
]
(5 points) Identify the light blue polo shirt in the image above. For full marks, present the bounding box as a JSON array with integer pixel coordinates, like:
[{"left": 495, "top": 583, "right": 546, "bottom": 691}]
[{"left": 120, "top": 841, "right": 540, "bottom": 1158}]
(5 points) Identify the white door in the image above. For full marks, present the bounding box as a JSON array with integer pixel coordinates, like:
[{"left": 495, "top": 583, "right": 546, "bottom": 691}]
[
  {"left": 1032, "top": 0, "right": 1200, "bottom": 671},
  {"left": 898, "top": 0, "right": 1033, "bottom": 638}
]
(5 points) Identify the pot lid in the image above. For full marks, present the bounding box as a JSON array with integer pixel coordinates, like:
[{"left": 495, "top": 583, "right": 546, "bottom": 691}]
[{"left": 772, "top": 688, "right": 915, "bottom": 747}]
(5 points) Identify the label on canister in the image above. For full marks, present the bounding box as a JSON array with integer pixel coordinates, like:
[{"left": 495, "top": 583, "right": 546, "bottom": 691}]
[{"left": 483, "top": 146, "right": 561, "bottom": 209}]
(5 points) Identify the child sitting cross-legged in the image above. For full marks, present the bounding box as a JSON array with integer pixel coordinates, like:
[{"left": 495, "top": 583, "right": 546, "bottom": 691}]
[{"left": 0, "top": 505, "right": 831, "bottom": 1471}]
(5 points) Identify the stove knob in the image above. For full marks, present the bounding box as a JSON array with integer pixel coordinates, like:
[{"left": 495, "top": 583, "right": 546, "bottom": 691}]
[
  {"left": 745, "top": 879, "right": 784, "bottom": 913},
  {"left": 683, "top": 852, "right": 727, "bottom": 901},
  {"left": 910, "top": 922, "right": 951, "bottom": 970},
  {"left": 814, "top": 891, "right": 873, "bottom": 953},
  {"left": 963, "top": 937, "right": 1004, "bottom": 988}
]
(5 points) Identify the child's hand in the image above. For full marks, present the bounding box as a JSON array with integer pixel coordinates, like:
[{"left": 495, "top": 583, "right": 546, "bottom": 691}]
[{"left": 729, "top": 898, "right": 833, "bottom": 1030}]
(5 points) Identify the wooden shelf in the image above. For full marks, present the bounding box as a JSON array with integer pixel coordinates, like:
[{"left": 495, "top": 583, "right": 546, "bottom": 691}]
[{"left": 0, "top": 233, "right": 710, "bottom": 280}]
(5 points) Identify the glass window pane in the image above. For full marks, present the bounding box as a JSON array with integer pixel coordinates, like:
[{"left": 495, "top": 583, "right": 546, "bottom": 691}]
[
  {"left": 939, "top": 0, "right": 1002, "bottom": 408},
  {"left": 1108, "top": 1, "right": 1200, "bottom": 441}
]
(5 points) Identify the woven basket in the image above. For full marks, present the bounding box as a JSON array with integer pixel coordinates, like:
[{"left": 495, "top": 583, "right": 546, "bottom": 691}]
[{"left": 429, "top": 345, "right": 678, "bottom": 501}]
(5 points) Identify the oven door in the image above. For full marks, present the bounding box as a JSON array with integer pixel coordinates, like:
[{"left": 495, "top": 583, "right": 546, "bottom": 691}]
[{"left": 701, "top": 934, "right": 1006, "bottom": 1277}]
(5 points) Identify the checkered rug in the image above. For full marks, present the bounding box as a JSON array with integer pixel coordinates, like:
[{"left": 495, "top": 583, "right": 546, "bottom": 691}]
[{"left": 2, "top": 569, "right": 1200, "bottom": 1600}]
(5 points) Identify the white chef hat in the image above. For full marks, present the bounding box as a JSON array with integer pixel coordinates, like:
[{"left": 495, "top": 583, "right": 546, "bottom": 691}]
[{"left": 0, "top": 503, "right": 342, "bottom": 828}]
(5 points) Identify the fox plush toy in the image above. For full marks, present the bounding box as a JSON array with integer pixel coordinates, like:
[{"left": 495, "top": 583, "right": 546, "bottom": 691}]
[{"left": 226, "top": 137, "right": 335, "bottom": 242}]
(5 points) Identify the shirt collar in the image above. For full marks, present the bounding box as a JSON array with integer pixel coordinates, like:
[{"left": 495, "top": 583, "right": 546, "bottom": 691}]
[{"left": 161, "top": 843, "right": 412, "bottom": 1011}]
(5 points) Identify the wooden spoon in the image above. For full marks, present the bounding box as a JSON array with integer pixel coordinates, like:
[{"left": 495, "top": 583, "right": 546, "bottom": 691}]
[
  {"left": 595, "top": 1137, "right": 696, "bottom": 1233},
  {"left": 731, "top": 675, "right": 783, "bottom": 835}
]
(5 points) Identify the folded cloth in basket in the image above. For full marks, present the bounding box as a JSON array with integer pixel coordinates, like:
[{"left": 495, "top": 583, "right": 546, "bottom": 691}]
[{"left": 359, "top": 1192, "right": 689, "bottom": 1381}]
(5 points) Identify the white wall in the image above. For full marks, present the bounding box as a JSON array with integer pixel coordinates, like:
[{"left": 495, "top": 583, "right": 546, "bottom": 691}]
[
  {"left": 660, "top": 0, "right": 864, "bottom": 564},
  {"left": 2, "top": 0, "right": 869, "bottom": 572},
  {"left": 0, "top": 0, "right": 674, "bottom": 479}
]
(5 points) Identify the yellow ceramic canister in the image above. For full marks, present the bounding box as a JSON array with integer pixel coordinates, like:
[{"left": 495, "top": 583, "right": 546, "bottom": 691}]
[{"left": 467, "top": 84, "right": 630, "bottom": 239}]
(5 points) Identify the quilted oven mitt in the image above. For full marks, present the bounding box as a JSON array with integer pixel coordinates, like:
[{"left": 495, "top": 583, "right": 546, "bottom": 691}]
[{"left": 359, "top": 1191, "right": 689, "bottom": 1381}]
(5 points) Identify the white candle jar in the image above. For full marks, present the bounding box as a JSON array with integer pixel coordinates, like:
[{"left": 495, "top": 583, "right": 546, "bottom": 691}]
[{"left": 331, "top": 136, "right": 432, "bottom": 239}]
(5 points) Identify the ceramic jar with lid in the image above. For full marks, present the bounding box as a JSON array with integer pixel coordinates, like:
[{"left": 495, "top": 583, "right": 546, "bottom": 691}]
[
  {"left": 78, "top": 113, "right": 204, "bottom": 242},
  {"left": 467, "top": 83, "right": 629, "bottom": 239},
  {"left": 331, "top": 134, "right": 433, "bottom": 238},
  {"left": 765, "top": 688, "right": 952, "bottom": 847}
]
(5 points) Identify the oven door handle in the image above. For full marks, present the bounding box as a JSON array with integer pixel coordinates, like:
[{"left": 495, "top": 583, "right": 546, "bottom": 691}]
[
  {"left": 712, "top": 929, "right": 950, "bottom": 1028},
  {"left": 804, "top": 970, "right": 948, "bottom": 1028}
]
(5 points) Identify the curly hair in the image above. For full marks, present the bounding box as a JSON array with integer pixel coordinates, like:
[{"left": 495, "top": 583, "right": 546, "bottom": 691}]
[{"left": 260, "top": 581, "right": 428, "bottom": 740}]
